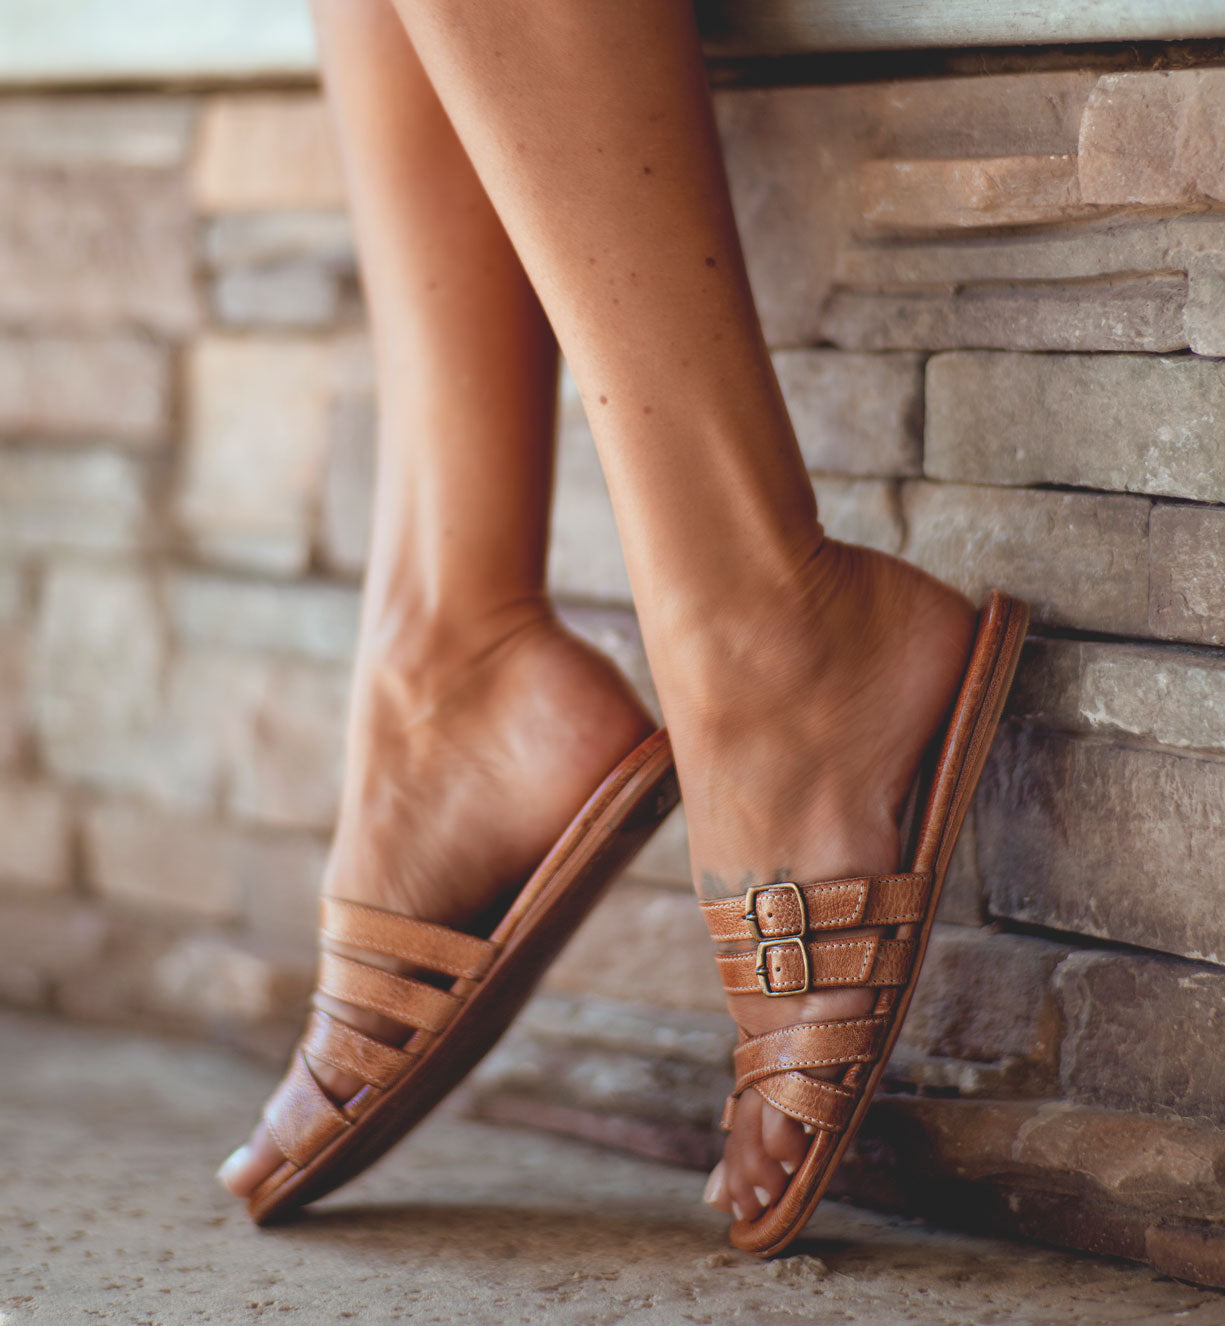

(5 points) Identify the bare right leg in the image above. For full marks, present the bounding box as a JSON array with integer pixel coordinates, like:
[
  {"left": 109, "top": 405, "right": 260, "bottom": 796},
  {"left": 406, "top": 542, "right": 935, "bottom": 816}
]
[
  {"left": 385, "top": 0, "right": 977, "bottom": 1228},
  {"left": 219, "top": 0, "right": 652, "bottom": 1196}
]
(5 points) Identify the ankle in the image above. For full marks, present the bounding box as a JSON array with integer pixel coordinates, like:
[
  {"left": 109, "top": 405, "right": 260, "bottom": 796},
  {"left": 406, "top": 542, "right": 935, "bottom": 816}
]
[{"left": 354, "top": 592, "right": 557, "bottom": 705}]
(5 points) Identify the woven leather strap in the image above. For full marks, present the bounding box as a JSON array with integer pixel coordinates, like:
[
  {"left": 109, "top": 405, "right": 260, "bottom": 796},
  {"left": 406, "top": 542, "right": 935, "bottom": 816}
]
[
  {"left": 300, "top": 1008, "right": 415, "bottom": 1090},
  {"left": 316, "top": 952, "right": 463, "bottom": 1034},
  {"left": 320, "top": 897, "right": 498, "bottom": 981},
  {"left": 259, "top": 898, "right": 501, "bottom": 1172},
  {"left": 717, "top": 935, "right": 915, "bottom": 997},
  {"left": 701, "top": 874, "right": 930, "bottom": 944},
  {"left": 262, "top": 1051, "right": 350, "bottom": 1167},
  {"left": 720, "top": 1016, "right": 888, "bottom": 1133}
]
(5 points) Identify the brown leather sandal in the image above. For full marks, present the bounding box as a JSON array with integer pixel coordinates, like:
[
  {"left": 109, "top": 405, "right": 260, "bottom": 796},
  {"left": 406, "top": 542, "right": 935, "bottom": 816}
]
[
  {"left": 699, "top": 590, "right": 1029, "bottom": 1257},
  {"left": 246, "top": 727, "right": 677, "bottom": 1225}
]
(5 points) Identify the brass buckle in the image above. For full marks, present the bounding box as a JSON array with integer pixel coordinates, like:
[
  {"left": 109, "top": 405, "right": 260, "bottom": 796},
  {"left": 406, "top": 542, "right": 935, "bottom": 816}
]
[
  {"left": 743, "top": 881, "right": 807, "bottom": 942},
  {"left": 756, "top": 936, "right": 811, "bottom": 997}
]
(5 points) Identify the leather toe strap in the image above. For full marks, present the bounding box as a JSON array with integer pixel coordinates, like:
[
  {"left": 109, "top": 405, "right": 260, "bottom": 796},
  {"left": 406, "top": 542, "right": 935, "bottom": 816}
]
[
  {"left": 721, "top": 1015, "right": 889, "bottom": 1133},
  {"left": 262, "top": 1050, "right": 351, "bottom": 1168}
]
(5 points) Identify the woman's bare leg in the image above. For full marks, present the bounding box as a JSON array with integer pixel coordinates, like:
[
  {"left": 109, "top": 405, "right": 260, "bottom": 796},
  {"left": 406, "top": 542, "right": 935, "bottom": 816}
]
[
  {"left": 387, "top": 0, "right": 977, "bottom": 1224},
  {"left": 218, "top": 0, "right": 652, "bottom": 1195}
]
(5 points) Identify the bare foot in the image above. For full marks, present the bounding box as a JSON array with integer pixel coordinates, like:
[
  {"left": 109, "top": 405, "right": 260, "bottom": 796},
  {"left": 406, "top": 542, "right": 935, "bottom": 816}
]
[
  {"left": 661, "top": 540, "right": 976, "bottom": 1225},
  {"left": 218, "top": 607, "right": 654, "bottom": 1197}
]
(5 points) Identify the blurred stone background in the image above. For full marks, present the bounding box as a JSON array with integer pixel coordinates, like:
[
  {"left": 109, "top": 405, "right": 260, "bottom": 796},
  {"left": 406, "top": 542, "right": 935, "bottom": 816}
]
[{"left": 3, "top": 0, "right": 1225, "bottom": 1289}]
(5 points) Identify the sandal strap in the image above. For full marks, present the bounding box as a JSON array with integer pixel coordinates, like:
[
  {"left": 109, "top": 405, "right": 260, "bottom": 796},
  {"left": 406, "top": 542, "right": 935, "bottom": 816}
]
[
  {"left": 701, "top": 874, "right": 930, "bottom": 944},
  {"left": 316, "top": 952, "right": 463, "bottom": 1034},
  {"left": 300, "top": 1008, "right": 415, "bottom": 1090},
  {"left": 717, "top": 935, "right": 915, "bottom": 997},
  {"left": 719, "top": 1016, "right": 888, "bottom": 1134},
  {"left": 732, "top": 1016, "right": 889, "bottom": 1094},
  {"left": 262, "top": 1050, "right": 350, "bottom": 1168},
  {"left": 320, "top": 897, "right": 499, "bottom": 981},
  {"left": 752, "top": 1072, "right": 860, "bottom": 1133}
]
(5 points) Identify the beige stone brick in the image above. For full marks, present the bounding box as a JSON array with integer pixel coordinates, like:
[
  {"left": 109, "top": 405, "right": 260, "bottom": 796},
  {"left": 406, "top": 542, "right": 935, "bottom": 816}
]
[
  {"left": 0, "top": 95, "right": 196, "bottom": 168},
  {"left": 212, "top": 263, "right": 340, "bottom": 328},
  {"left": 716, "top": 87, "right": 851, "bottom": 346},
  {"left": 0, "top": 166, "right": 198, "bottom": 332},
  {"left": 543, "top": 880, "right": 725, "bottom": 1013},
  {"left": 936, "top": 813, "right": 984, "bottom": 927},
  {"left": 318, "top": 392, "right": 374, "bottom": 575},
  {"left": 833, "top": 217, "right": 1197, "bottom": 288},
  {"left": 548, "top": 370, "right": 631, "bottom": 604},
  {"left": 812, "top": 477, "right": 904, "bottom": 555},
  {"left": 0, "top": 781, "right": 71, "bottom": 892},
  {"left": 0, "top": 449, "right": 153, "bottom": 554},
  {"left": 239, "top": 831, "right": 329, "bottom": 947},
  {"left": 926, "top": 353, "right": 1225, "bottom": 503},
  {"left": 899, "top": 925, "right": 1066, "bottom": 1088},
  {"left": 0, "top": 564, "right": 21, "bottom": 624},
  {"left": 981, "top": 727, "right": 1225, "bottom": 966},
  {"left": 1008, "top": 638, "right": 1225, "bottom": 755},
  {"left": 33, "top": 563, "right": 166, "bottom": 788},
  {"left": 0, "top": 898, "right": 109, "bottom": 1011},
  {"left": 0, "top": 627, "right": 25, "bottom": 770},
  {"left": 821, "top": 276, "right": 1187, "bottom": 354},
  {"left": 226, "top": 661, "right": 348, "bottom": 831},
  {"left": 1079, "top": 70, "right": 1225, "bottom": 206},
  {"left": 83, "top": 801, "right": 243, "bottom": 920},
  {"left": 202, "top": 210, "right": 354, "bottom": 269},
  {"left": 150, "top": 934, "right": 313, "bottom": 1025},
  {"left": 841, "top": 1095, "right": 1225, "bottom": 1226},
  {"left": 773, "top": 350, "right": 922, "bottom": 477},
  {"left": 1055, "top": 951, "right": 1225, "bottom": 1123},
  {"left": 871, "top": 71, "right": 1098, "bottom": 159},
  {"left": 169, "top": 572, "right": 359, "bottom": 663},
  {"left": 1150, "top": 503, "right": 1225, "bottom": 647},
  {"left": 178, "top": 336, "right": 334, "bottom": 575},
  {"left": 856, "top": 155, "right": 1098, "bottom": 235},
  {"left": 193, "top": 94, "right": 345, "bottom": 212},
  {"left": 1185, "top": 252, "right": 1225, "bottom": 357},
  {"left": 0, "top": 334, "right": 170, "bottom": 442},
  {"left": 473, "top": 995, "right": 732, "bottom": 1132},
  {"left": 902, "top": 482, "right": 1151, "bottom": 634}
]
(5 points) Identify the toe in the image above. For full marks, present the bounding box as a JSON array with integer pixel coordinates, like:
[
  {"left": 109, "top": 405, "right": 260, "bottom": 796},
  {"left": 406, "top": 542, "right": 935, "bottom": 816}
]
[
  {"left": 760, "top": 1099, "right": 808, "bottom": 1176},
  {"left": 217, "top": 1121, "right": 287, "bottom": 1198},
  {"left": 723, "top": 1091, "right": 791, "bottom": 1221},
  {"left": 703, "top": 1159, "right": 732, "bottom": 1213}
]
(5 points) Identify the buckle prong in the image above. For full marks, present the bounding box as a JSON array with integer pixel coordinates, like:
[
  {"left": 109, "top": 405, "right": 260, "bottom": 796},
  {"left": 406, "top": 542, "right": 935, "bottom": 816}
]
[{"left": 755, "top": 936, "right": 811, "bottom": 997}]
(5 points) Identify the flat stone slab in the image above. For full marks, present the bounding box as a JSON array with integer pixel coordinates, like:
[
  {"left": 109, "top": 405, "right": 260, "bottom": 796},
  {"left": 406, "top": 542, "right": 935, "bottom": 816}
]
[{"left": 3, "top": 1012, "right": 1223, "bottom": 1323}]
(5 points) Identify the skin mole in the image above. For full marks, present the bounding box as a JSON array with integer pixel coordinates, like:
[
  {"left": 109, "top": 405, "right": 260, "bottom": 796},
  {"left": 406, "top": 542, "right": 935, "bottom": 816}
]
[
  {"left": 705, "top": 256, "right": 717, "bottom": 268},
  {"left": 599, "top": 395, "right": 608, "bottom": 405}
]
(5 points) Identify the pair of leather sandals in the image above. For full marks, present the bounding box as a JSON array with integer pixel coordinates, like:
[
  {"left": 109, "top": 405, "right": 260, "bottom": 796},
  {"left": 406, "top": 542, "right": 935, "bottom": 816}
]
[{"left": 244, "top": 590, "right": 1029, "bottom": 1257}]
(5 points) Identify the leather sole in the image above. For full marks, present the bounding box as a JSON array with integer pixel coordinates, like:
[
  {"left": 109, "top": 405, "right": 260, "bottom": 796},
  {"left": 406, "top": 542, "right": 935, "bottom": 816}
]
[{"left": 247, "top": 727, "right": 679, "bottom": 1225}]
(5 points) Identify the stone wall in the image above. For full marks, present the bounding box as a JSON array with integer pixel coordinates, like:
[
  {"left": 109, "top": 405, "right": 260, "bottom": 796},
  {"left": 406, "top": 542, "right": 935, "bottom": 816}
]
[{"left": 2, "top": 61, "right": 1225, "bottom": 1285}]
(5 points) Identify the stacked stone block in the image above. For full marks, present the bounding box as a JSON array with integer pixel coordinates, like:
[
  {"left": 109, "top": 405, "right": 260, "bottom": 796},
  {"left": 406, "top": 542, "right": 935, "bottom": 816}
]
[{"left": 1, "top": 63, "right": 1224, "bottom": 1284}]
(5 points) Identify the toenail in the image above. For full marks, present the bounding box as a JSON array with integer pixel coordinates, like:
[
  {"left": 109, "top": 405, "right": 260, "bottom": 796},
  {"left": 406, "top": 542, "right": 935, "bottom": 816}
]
[
  {"left": 703, "top": 1166, "right": 725, "bottom": 1207},
  {"left": 781, "top": 1159, "right": 796, "bottom": 1176},
  {"left": 732, "top": 1201, "right": 746, "bottom": 1221},
  {"left": 216, "top": 1144, "right": 253, "bottom": 1189},
  {"left": 753, "top": 1185, "right": 772, "bottom": 1208}
]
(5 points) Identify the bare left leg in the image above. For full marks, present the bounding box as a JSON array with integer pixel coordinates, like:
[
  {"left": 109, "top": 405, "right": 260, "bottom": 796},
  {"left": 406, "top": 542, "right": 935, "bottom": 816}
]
[{"left": 218, "top": 0, "right": 652, "bottom": 1196}]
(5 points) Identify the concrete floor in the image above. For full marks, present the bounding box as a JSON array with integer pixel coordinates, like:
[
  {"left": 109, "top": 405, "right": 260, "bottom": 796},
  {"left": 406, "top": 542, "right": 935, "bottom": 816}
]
[{"left": 3, "top": 1013, "right": 1225, "bottom": 1325}]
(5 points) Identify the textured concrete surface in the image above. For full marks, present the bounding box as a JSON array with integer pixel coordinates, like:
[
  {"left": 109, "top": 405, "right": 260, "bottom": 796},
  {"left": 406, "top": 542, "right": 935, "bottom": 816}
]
[{"left": 3, "top": 1012, "right": 1225, "bottom": 1325}]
